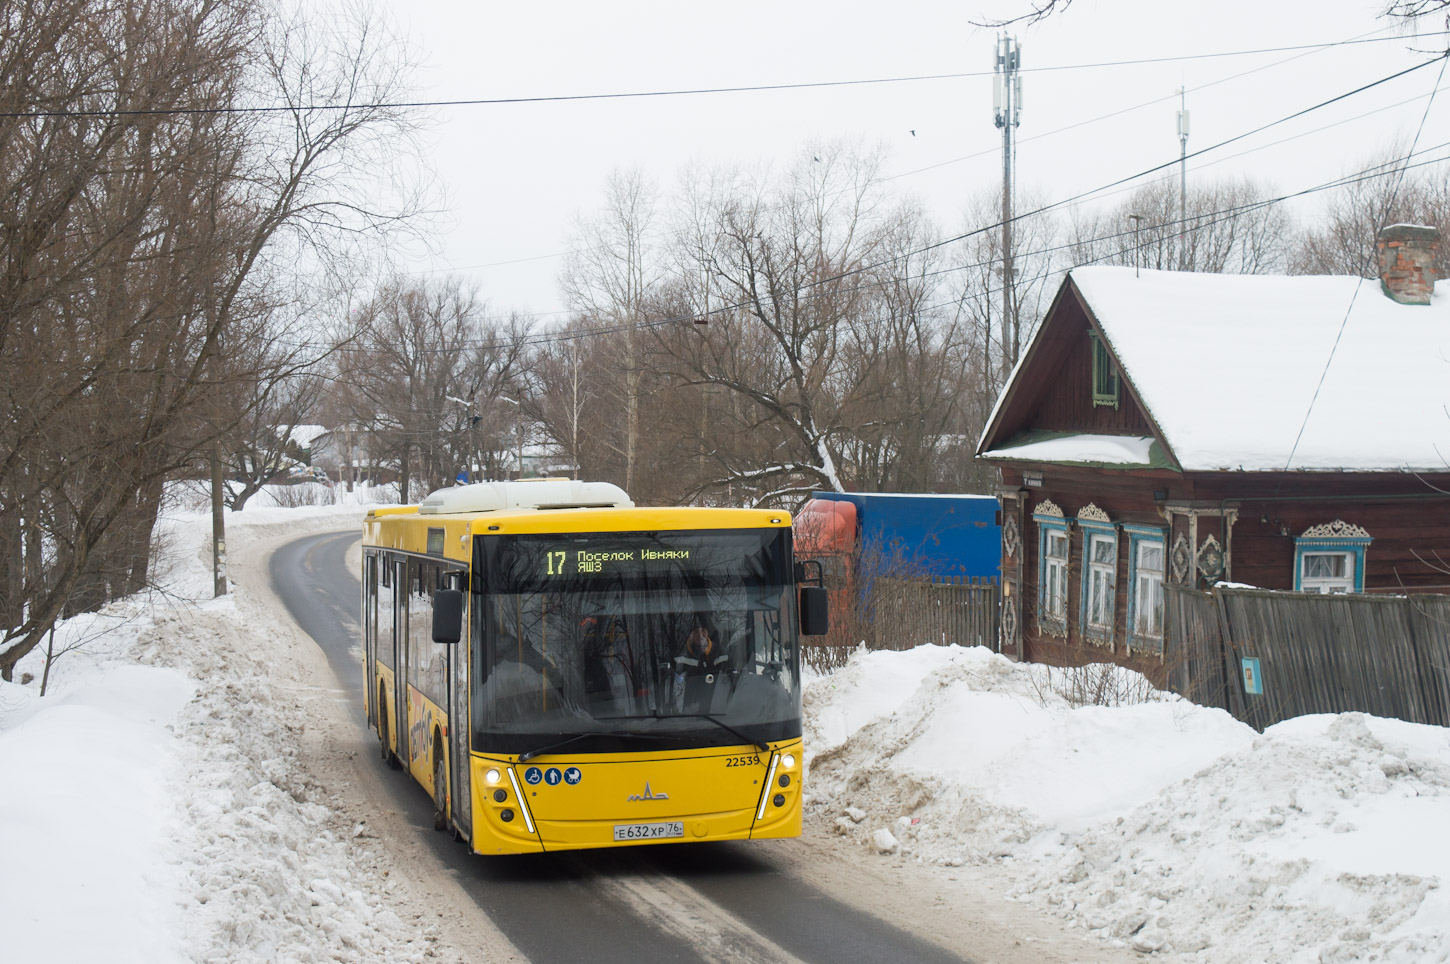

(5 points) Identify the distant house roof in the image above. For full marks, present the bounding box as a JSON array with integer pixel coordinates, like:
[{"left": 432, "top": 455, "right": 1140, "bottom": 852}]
[
  {"left": 287, "top": 424, "right": 330, "bottom": 449},
  {"left": 980, "top": 266, "right": 1450, "bottom": 473}
]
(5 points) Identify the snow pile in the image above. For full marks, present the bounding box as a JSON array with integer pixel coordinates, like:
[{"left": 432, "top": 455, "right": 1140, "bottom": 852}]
[
  {"left": 804, "top": 645, "right": 1450, "bottom": 962},
  {"left": 0, "top": 665, "right": 195, "bottom": 963},
  {"left": 0, "top": 498, "right": 450, "bottom": 963},
  {"left": 166, "top": 478, "right": 401, "bottom": 514}
]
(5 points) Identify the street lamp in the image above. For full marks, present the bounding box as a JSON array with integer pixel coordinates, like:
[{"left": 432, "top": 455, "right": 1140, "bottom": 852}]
[
  {"left": 497, "top": 394, "right": 522, "bottom": 479},
  {"left": 444, "top": 394, "right": 481, "bottom": 483}
]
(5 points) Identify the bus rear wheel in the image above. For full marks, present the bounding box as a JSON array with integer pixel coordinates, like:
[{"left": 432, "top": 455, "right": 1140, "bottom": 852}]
[{"left": 432, "top": 738, "right": 448, "bottom": 832}]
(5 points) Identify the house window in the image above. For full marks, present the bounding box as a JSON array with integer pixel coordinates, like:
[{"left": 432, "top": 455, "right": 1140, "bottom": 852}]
[
  {"left": 1075, "top": 506, "right": 1118, "bottom": 645},
  {"left": 1091, "top": 331, "right": 1119, "bottom": 409},
  {"left": 1300, "top": 552, "right": 1354, "bottom": 593},
  {"left": 1085, "top": 533, "right": 1117, "bottom": 638},
  {"left": 1125, "top": 527, "right": 1166, "bottom": 653},
  {"left": 1038, "top": 525, "right": 1069, "bottom": 635},
  {"left": 1293, "top": 520, "right": 1372, "bottom": 594},
  {"left": 1044, "top": 530, "right": 1069, "bottom": 618}
]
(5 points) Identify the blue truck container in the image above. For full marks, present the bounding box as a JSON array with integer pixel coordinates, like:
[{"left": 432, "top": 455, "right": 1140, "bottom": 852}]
[{"left": 798, "top": 491, "right": 1001, "bottom": 579}]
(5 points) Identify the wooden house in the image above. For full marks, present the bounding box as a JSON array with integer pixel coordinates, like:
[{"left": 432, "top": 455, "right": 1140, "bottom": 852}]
[{"left": 976, "top": 225, "right": 1450, "bottom": 679}]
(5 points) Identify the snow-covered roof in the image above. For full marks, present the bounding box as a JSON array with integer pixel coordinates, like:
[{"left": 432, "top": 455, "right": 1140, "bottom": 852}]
[
  {"left": 980, "top": 432, "right": 1160, "bottom": 468},
  {"left": 1068, "top": 266, "right": 1450, "bottom": 472},
  {"left": 286, "top": 424, "right": 329, "bottom": 448}
]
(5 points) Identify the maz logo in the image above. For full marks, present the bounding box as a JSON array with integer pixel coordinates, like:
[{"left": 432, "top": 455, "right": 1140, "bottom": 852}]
[{"left": 627, "top": 782, "right": 670, "bottom": 801}]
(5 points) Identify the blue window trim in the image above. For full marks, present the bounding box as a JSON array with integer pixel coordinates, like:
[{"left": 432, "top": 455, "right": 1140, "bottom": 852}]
[
  {"left": 1077, "top": 516, "right": 1119, "bottom": 645},
  {"left": 1034, "top": 513, "right": 1069, "bottom": 636},
  {"left": 1123, "top": 524, "right": 1167, "bottom": 655},
  {"left": 1293, "top": 531, "right": 1372, "bottom": 592}
]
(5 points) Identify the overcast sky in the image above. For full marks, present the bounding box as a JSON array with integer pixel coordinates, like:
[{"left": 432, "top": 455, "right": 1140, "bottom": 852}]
[{"left": 380, "top": 0, "right": 1447, "bottom": 321}]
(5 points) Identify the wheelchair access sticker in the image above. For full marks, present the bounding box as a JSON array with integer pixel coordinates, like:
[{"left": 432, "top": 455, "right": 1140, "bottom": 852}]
[{"left": 524, "top": 766, "right": 543, "bottom": 785}]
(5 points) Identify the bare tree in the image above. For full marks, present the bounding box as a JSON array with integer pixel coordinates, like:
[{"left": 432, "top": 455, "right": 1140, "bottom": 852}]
[
  {"left": 223, "top": 366, "right": 328, "bottom": 510},
  {"left": 1068, "top": 176, "right": 1292, "bottom": 275},
  {"left": 560, "top": 168, "right": 663, "bottom": 493},
  {"left": 341, "top": 278, "right": 530, "bottom": 500},
  {"left": 649, "top": 143, "right": 912, "bottom": 505},
  {"left": 951, "top": 188, "right": 1061, "bottom": 396},
  {"left": 1290, "top": 149, "right": 1450, "bottom": 276},
  {"left": 0, "top": 0, "right": 427, "bottom": 680}
]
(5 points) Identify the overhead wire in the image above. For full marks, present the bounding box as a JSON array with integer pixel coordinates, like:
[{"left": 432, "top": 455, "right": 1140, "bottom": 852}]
[
  {"left": 3, "top": 30, "right": 1444, "bottom": 121},
  {"left": 266, "top": 50, "right": 1450, "bottom": 357},
  {"left": 399, "top": 23, "right": 1438, "bottom": 278},
  {"left": 406, "top": 49, "right": 1450, "bottom": 330},
  {"left": 1281, "top": 47, "right": 1450, "bottom": 472},
  {"left": 297, "top": 140, "right": 1450, "bottom": 361}
]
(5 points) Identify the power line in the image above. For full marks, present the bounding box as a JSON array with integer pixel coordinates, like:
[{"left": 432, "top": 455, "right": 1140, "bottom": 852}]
[
  {"left": 288, "top": 57, "right": 1450, "bottom": 358},
  {"left": 1282, "top": 49, "right": 1450, "bottom": 472},
  {"left": 881, "top": 23, "right": 1438, "bottom": 185},
  {"left": 337, "top": 140, "right": 1450, "bottom": 358},
  {"left": 5, "top": 31, "right": 1443, "bottom": 121},
  {"left": 301, "top": 138, "right": 1450, "bottom": 361},
  {"left": 410, "top": 25, "right": 1439, "bottom": 280}
]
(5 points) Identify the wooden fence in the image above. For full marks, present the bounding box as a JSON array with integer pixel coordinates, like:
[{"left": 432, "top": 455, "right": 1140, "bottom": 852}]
[
  {"left": 1166, "top": 585, "right": 1450, "bottom": 730},
  {"left": 869, "top": 576, "right": 1000, "bottom": 651}
]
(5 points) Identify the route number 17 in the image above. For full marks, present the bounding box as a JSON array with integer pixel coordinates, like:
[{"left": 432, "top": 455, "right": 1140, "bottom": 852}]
[{"left": 546, "top": 551, "right": 568, "bottom": 575}]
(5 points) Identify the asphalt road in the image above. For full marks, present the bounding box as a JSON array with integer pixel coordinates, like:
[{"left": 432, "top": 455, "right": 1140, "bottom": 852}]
[{"left": 270, "top": 529, "right": 972, "bottom": 964}]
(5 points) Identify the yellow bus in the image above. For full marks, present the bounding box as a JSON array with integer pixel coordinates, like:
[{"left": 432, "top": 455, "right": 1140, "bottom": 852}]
[{"left": 362, "top": 478, "right": 827, "bottom": 854}]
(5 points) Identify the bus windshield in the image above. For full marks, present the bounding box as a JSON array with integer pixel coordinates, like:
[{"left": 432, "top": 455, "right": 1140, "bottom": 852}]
[{"left": 472, "top": 529, "right": 801, "bottom": 754}]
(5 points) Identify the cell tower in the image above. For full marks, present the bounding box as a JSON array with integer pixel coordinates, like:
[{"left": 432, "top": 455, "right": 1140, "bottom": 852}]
[{"left": 994, "top": 34, "right": 1022, "bottom": 365}]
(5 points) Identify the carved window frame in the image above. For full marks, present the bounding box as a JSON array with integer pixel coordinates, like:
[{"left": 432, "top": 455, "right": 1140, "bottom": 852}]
[
  {"left": 1294, "top": 520, "right": 1372, "bottom": 593},
  {"left": 1077, "top": 504, "right": 1118, "bottom": 647},
  {"left": 1033, "top": 500, "right": 1069, "bottom": 638},
  {"left": 1123, "top": 524, "right": 1167, "bottom": 655}
]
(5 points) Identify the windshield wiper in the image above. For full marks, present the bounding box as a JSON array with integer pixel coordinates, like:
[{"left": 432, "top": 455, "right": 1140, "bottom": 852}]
[
  {"left": 518, "top": 731, "right": 674, "bottom": 763},
  {"left": 668, "top": 713, "right": 770, "bottom": 753},
  {"left": 595, "top": 713, "right": 770, "bottom": 753}
]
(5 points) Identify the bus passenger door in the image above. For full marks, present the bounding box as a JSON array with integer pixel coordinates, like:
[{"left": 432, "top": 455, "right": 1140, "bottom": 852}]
[
  {"left": 393, "top": 558, "right": 409, "bottom": 765},
  {"left": 364, "top": 554, "right": 377, "bottom": 727},
  {"left": 447, "top": 570, "right": 472, "bottom": 837}
]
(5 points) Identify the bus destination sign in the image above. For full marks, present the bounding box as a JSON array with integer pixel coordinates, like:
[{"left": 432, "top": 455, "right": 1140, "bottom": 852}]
[{"left": 546, "top": 546, "right": 692, "bottom": 576}]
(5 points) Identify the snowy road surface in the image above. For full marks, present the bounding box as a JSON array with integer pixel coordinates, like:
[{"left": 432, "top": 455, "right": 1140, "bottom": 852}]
[{"left": 268, "top": 529, "right": 1007, "bottom": 964}]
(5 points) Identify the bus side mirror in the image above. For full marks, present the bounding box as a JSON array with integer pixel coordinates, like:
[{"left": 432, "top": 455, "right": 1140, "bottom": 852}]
[
  {"left": 799, "top": 586, "right": 829, "bottom": 636},
  {"left": 433, "top": 589, "right": 463, "bottom": 645}
]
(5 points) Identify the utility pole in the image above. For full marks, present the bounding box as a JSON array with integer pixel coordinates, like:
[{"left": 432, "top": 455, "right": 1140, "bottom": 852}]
[
  {"left": 1177, "top": 87, "right": 1190, "bottom": 271},
  {"left": 498, "top": 394, "right": 522, "bottom": 479},
  {"left": 1129, "top": 214, "right": 1144, "bottom": 278},
  {"left": 211, "top": 439, "right": 227, "bottom": 596},
  {"left": 993, "top": 33, "right": 1023, "bottom": 371}
]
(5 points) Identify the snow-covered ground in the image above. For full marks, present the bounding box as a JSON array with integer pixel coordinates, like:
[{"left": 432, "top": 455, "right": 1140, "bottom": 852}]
[
  {"left": 804, "top": 647, "right": 1450, "bottom": 962},
  {"left": 0, "top": 495, "right": 453, "bottom": 964},
  {"left": 2, "top": 494, "right": 1448, "bottom": 962}
]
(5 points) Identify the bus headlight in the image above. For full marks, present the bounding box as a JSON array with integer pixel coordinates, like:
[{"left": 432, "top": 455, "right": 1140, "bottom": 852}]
[
  {"left": 782, "top": 753, "right": 796, "bottom": 770},
  {"left": 485, "top": 768, "right": 502, "bottom": 785}
]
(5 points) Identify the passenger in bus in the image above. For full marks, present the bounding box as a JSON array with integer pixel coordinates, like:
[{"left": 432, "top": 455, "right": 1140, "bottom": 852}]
[{"left": 581, "top": 615, "right": 639, "bottom": 710}]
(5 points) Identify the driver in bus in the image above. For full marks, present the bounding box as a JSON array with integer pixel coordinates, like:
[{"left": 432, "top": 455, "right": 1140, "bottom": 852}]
[{"left": 670, "top": 624, "right": 730, "bottom": 710}]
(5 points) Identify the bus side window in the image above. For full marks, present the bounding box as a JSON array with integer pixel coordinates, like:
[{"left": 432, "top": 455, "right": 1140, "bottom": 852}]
[{"left": 377, "top": 556, "right": 395, "bottom": 670}]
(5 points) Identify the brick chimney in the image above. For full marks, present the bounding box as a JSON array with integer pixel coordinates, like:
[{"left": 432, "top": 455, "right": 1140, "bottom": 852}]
[{"left": 1376, "top": 223, "right": 1440, "bottom": 305}]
